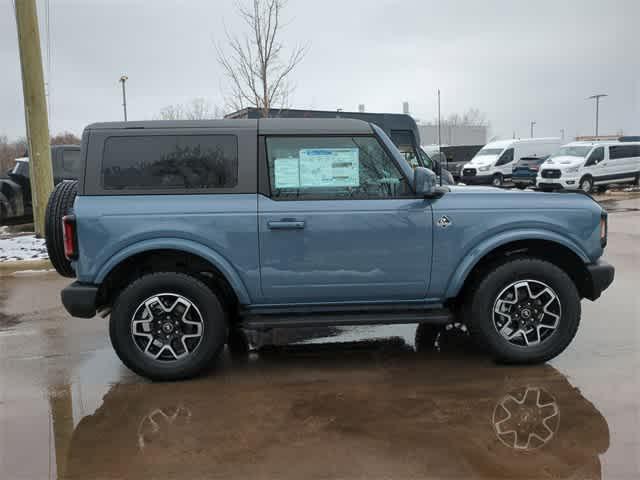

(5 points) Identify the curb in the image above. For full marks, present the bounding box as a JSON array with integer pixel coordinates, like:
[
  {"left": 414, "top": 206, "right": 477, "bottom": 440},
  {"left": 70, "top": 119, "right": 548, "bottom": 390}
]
[{"left": 0, "top": 259, "right": 53, "bottom": 275}]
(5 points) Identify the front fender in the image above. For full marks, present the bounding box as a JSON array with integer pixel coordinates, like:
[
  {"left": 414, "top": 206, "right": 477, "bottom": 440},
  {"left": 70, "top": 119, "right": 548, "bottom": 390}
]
[
  {"left": 444, "top": 229, "right": 591, "bottom": 299},
  {"left": 94, "top": 238, "right": 251, "bottom": 305}
]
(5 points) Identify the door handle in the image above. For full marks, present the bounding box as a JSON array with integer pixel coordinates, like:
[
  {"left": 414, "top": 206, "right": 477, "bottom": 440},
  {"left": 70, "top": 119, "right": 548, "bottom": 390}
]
[{"left": 267, "top": 220, "right": 306, "bottom": 230}]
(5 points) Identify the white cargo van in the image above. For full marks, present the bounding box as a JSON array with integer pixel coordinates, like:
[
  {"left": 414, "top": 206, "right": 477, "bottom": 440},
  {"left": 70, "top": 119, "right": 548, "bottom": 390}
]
[
  {"left": 461, "top": 138, "right": 561, "bottom": 186},
  {"left": 537, "top": 139, "right": 640, "bottom": 192}
]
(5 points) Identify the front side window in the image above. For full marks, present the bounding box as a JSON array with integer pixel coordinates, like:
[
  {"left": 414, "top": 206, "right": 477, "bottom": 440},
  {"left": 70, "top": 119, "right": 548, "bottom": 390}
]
[
  {"left": 102, "top": 135, "right": 238, "bottom": 190},
  {"left": 266, "top": 136, "right": 411, "bottom": 200},
  {"left": 496, "top": 148, "right": 514, "bottom": 166},
  {"left": 585, "top": 147, "right": 604, "bottom": 166},
  {"left": 390, "top": 130, "right": 420, "bottom": 168}
]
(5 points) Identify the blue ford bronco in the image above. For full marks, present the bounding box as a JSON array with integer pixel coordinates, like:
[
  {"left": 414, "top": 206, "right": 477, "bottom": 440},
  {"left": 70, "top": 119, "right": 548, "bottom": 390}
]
[{"left": 45, "top": 119, "right": 614, "bottom": 380}]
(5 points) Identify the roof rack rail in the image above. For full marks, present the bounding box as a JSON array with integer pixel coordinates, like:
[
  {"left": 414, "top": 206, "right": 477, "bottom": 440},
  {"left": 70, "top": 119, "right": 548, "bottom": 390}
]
[{"left": 618, "top": 136, "right": 640, "bottom": 142}]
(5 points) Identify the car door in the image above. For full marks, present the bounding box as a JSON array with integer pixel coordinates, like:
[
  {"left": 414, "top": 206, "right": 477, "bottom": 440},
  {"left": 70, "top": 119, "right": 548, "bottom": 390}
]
[
  {"left": 584, "top": 146, "right": 606, "bottom": 181},
  {"left": 258, "top": 134, "right": 433, "bottom": 304},
  {"left": 495, "top": 148, "right": 515, "bottom": 177}
]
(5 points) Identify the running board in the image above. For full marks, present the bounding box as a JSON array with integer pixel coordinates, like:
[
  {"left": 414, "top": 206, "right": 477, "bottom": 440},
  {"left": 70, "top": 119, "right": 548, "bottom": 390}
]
[{"left": 239, "top": 308, "right": 453, "bottom": 329}]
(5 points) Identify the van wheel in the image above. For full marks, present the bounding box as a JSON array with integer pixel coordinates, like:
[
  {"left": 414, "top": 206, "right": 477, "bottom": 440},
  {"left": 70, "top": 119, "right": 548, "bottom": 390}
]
[
  {"left": 466, "top": 257, "right": 580, "bottom": 364},
  {"left": 109, "top": 272, "right": 228, "bottom": 381},
  {"left": 579, "top": 176, "right": 593, "bottom": 193},
  {"left": 491, "top": 174, "right": 504, "bottom": 187},
  {"left": 44, "top": 180, "right": 78, "bottom": 277}
]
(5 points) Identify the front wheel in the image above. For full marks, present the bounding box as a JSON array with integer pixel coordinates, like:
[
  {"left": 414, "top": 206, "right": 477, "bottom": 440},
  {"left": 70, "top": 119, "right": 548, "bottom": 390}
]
[
  {"left": 491, "top": 174, "right": 504, "bottom": 187},
  {"left": 466, "top": 258, "right": 581, "bottom": 364},
  {"left": 109, "top": 272, "right": 228, "bottom": 381},
  {"left": 579, "top": 176, "right": 593, "bottom": 193}
]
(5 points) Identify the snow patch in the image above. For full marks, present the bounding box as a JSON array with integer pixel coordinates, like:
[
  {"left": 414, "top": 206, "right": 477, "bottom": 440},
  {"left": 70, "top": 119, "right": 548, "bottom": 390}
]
[{"left": 0, "top": 234, "right": 48, "bottom": 262}]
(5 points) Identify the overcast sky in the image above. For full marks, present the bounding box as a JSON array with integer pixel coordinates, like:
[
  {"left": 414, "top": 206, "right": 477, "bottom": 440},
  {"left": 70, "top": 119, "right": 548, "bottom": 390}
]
[{"left": 1, "top": 0, "right": 638, "bottom": 141}]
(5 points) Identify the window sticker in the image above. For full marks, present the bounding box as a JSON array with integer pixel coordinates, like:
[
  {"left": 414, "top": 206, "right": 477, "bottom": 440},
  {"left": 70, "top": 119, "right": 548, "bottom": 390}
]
[
  {"left": 274, "top": 157, "right": 301, "bottom": 188},
  {"left": 299, "top": 148, "right": 359, "bottom": 187}
]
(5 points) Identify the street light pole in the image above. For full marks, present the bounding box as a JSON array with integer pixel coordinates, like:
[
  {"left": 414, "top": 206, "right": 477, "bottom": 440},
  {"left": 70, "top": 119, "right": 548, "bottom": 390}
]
[
  {"left": 119, "top": 75, "right": 128, "bottom": 121},
  {"left": 530, "top": 121, "right": 536, "bottom": 138},
  {"left": 587, "top": 94, "right": 607, "bottom": 137}
]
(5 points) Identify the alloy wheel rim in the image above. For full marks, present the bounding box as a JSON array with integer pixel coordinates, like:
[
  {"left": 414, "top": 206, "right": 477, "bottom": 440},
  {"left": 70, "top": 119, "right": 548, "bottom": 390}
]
[
  {"left": 131, "top": 293, "right": 205, "bottom": 361},
  {"left": 492, "top": 280, "right": 561, "bottom": 347}
]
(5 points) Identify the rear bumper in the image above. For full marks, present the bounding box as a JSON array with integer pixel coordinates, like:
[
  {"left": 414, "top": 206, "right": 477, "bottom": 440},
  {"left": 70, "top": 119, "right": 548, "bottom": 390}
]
[
  {"left": 61, "top": 281, "right": 98, "bottom": 318},
  {"left": 584, "top": 260, "right": 615, "bottom": 301}
]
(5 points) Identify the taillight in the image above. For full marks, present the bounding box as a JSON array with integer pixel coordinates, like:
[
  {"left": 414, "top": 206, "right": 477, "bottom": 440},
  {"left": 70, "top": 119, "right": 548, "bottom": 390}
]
[
  {"left": 62, "top": 215, "right": 78, "bottom": 259},
  {"left": 531, "top": 165, "right": 539, "bottom": 171},
  {"left": 600, "top": 212, "right": 608, "bottom": 248}
]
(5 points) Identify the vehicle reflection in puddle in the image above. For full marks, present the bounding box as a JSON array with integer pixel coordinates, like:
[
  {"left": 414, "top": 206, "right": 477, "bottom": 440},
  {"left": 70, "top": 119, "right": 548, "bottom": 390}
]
[{"left": 48, "top": 324, "right": 609, "bottom": 480}]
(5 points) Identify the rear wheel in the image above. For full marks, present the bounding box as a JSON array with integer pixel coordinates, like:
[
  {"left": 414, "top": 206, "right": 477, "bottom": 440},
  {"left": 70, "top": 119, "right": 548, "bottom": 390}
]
[
  {"left": 579, "top": 176, "right": 593, "bottom": 193},
  {"left": 515, "top": 183, "right": 527, "bottom": 190},
  {"left": 45, "top": 180, "right": 78, "bottom": 277},
  {"left": 466, "top": 257, "right": 581, "bottom": 364},
  {"left": 109, "top": 272, "right": 228, "bottom": 381}
]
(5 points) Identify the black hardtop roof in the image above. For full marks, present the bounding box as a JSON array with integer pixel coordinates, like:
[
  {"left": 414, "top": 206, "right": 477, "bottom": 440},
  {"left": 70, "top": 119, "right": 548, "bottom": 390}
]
[{"left": 84, "top": 118, "right": 373, "bottom": 135}]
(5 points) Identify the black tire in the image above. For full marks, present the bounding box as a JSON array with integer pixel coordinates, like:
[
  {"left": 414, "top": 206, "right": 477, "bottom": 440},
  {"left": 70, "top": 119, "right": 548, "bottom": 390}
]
[
  {"left": 515, "top": 183, "right": 527, "bottom": 190},
  {"left": 44, "top": 180, "right": 78, "bottom": 277},
  {"left": 491, "top": 174, "right": 503, "bottom": 187},
  {"left": 109, "top": 272, "right": 228, "bottom": 381},
  {"left": 578, "top": 175, "right": 593, "bottom": 193},
  {"left": 466, "top": 257, "right": 581, "bottom": 364}
]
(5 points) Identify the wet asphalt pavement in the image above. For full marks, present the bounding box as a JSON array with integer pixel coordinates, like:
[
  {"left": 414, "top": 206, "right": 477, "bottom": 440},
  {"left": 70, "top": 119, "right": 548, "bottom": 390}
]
[{"left": 0, "top": 198, "right": 638, "bottom": 479}]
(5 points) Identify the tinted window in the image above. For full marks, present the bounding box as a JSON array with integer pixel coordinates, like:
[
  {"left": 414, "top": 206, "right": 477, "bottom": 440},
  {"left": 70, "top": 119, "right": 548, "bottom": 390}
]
[
  {"left": 266, "top": 136, "right": 411, "bottom": 200},
  {"left": 496, "top": 148, "right": 514, "bottom": 165},
  {"left": 585, "top": 147, "right": 604, "bottom": 166},
  {"left": 609, "top": 144, "right": 640, "bottom": 160},
  {"left": 102, "top": 135, "right": 238, "bottom": 190},
  {"left": 60, "top": 150, "right": 81, "bottom": 179}
]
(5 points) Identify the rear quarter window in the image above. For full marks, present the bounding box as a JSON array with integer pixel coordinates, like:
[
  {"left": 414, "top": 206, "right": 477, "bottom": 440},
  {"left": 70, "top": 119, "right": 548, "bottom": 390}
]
[{"left": 101, "top": 135, "right": 238, "bottom": 190}]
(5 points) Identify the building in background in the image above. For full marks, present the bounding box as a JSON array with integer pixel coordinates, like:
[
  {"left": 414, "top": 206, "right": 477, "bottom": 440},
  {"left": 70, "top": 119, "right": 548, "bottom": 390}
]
[{"left": 417, "top": 123, "right": 487, "bottom": 146}]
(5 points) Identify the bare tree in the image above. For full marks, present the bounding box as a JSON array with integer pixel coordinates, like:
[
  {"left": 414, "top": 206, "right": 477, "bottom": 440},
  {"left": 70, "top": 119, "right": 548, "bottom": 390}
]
[
  {"left": 156, "top": 98, "right": 223, "bottom": 120},
  {"left": 435, "top": 108, "right": 488, "bottom": 127},
  {"left": 50, "top": 131, "right": 81, "bottom": 145},
  {"left": 216, "top": 0, "right": 308, "bottom": 116}
]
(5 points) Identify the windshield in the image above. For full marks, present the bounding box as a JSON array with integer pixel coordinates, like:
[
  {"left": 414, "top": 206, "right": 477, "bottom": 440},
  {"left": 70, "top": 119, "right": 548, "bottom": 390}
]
[
  {"left": 550, "top": 146, "right": 592, "bottom": 159},
  {"left": 475, "top": 148, "right": 503, "bottom": 156}
]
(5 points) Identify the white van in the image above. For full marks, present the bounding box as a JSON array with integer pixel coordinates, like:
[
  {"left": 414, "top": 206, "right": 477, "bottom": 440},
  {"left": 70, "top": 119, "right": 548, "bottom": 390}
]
[
  {"left": 461, "top": 138, "right": 561, "bottom": 186},
  {"left": 537, "top": 139, "right": 640, "bottom": 192}
]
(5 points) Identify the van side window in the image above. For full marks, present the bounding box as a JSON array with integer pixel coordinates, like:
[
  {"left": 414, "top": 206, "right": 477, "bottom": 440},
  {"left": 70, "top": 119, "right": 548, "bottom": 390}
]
[
  {"left": 266, "top": 136, "right": 411, "bottom": 200},
  {"left": 609, "top": 145, "right": 640, "bottom": 160},
  {"left": 496, "top": 148, "right": 514, "bottom": 166},
  {"left": 101, "top": 135, "right": 238, "bottom": 190},
  {"left": 585, "top": 147, "right": 604, "bottom": 166}
]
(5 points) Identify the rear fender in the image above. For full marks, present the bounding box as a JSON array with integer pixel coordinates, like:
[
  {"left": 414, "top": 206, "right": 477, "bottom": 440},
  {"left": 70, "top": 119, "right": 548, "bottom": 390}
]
[{"left": 94, "top": 238, "right": 251, "bottom": 304}]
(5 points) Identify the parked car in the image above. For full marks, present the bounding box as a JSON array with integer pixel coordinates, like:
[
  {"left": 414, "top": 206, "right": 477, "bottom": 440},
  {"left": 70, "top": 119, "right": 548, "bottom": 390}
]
[
  {"left": 537, "top": 138, "right": 640, "bottom": 192},
  {"left": 511, "top": 156, "right": 549, "bottom": 189},
  {"left": 46, "top": 119, "right": 614, "bottom": 380},
  {"left": 461, "top": 138, "right": 561, "bottom": 187},
  {"left": 422, "top": 144, "right": 484, "bottom": 180},
  {"left": 0, "top": 145, "right": 81, "bottom": 224}
]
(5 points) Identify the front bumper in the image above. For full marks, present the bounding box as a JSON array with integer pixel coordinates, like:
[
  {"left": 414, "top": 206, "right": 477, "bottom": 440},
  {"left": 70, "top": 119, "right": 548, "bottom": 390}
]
[
  {"left": 536, "top": 176, "right": 579, "bottom": 190},
  {"left": 61, "top": 281, "right": 99, "bottom": 318},
  {"left": 460, "top": 174, "right": 493, "bottom": 185},
  {"left": 584, "top": 260, "right": 615, "bottom": 301}
]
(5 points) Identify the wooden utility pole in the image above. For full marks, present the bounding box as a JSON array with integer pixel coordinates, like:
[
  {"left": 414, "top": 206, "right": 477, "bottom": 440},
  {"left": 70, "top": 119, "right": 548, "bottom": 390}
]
[{"left": 15, "top": 0, "right": 54, "bottom": 237}]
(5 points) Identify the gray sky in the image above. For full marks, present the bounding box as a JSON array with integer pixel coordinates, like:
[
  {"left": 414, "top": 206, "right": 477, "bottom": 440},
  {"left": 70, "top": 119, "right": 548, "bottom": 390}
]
[{"left": 1, "top": 0, "right": 638, "bottom": 141}]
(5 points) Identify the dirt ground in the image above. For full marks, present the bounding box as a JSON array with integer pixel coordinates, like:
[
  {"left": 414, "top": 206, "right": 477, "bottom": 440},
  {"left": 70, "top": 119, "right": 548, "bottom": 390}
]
[{"left": 0, "top": 197, "right": 638, "bottom": 479}]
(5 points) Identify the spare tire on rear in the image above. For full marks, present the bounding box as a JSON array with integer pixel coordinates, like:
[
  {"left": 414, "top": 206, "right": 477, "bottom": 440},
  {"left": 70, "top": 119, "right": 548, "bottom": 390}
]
[{"left": 45, "top": 180, "right": 78, "bottom": 277}]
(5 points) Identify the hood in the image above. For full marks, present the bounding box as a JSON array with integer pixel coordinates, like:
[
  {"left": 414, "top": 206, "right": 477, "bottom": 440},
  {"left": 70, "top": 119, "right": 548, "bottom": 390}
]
[
  {"left": 468, "top": 155, "right": 498, "bottom": 166},
  {"left": 543, "top": 156, "right": 584, "bottom": 167}
]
